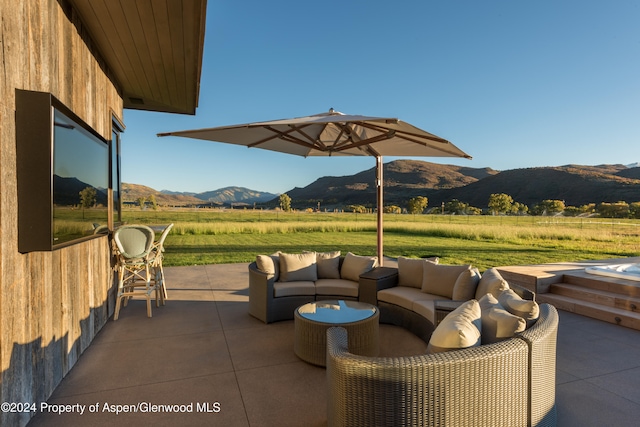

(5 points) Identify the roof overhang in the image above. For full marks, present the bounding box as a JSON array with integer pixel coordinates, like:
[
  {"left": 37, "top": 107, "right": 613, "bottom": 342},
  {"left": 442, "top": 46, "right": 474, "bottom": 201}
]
[{"left": 68, "top": 0, "right": 207, "bottom": 115}]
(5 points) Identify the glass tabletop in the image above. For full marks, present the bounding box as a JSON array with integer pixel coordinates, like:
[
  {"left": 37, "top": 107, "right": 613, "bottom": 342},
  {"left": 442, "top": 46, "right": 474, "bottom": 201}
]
[{"left": 297, "top": 300, "right": 377, "bottom": 324}]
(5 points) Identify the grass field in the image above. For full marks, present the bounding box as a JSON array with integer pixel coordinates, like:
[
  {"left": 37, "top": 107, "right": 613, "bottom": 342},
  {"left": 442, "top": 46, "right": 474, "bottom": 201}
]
[{"left": 119, "top": 207, "right": 640, "bottom": 270}]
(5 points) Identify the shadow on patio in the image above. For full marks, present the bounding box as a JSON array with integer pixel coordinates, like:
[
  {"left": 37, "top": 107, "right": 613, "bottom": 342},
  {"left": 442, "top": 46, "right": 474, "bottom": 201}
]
[{"left": 27, "top": 263, "right": 640, "bottom": 426}]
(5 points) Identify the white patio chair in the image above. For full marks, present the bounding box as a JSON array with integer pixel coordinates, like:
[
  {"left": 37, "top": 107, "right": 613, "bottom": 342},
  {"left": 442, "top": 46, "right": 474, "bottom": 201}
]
[
  {"left": 92, "top": 224, "right": 109, "bottom": 234},
  {"left": 113, "top": 225, "right": 161, "bottom": 320},
  {"left": 149, "top": 223, "right": 174, "bottom": 302}
]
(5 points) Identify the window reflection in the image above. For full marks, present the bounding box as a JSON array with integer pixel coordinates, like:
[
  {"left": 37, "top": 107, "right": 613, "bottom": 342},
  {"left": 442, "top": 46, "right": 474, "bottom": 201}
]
[{"left": 53, "top": 109, "right": 109, "bottom": 245}]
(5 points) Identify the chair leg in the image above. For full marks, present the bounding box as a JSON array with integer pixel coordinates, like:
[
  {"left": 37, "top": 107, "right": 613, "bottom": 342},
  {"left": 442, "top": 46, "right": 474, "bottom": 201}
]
[
  {"left": 154, "top": 266, "right": 160, "bottom": 308},
  {"left": 114, "top": 259, "right": 161, "bottom": 319},
  {"left": 146, "top": 296, "right": 152, "bottom": 317},
  {"left": 146, "top": 264, "right": 153, "bottom": 317},
  {"left": 114, "top": 292, "right": 124, "bottom": 320},
  {"left": 123, "top": 277, "right": 131, "bottom": 307},
  {"left": 114, "top": 297, "right": 122, "bottom": 321},
  {"left": 155, "top": 263, "right": 167, "bottom": 306},
  {"left": 114, "top": 267, "right": 125, "bottom": 321},
  {"left": 157, "top": 279, "right": 164, "bottom": 307},
  {"left": 122, "top": 270, "right": 138, "bottom": 308},
  {"left": 160, "top": 263, "right": 168, "bottom": 302}
]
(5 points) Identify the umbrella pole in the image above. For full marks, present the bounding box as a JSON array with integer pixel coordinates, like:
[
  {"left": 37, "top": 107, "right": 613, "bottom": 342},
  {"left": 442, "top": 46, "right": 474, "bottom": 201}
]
[{"left": 376, "top": 156, "right": 383, "bottom": 266}]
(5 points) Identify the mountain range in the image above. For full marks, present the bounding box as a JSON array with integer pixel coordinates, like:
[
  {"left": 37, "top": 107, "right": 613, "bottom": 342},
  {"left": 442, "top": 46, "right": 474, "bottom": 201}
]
[
  {"left": 121, "top": 184, "right": 277, "bottom": 206},
  {"left": 123, "top": 160, "right": 640, "bottom": 210}
]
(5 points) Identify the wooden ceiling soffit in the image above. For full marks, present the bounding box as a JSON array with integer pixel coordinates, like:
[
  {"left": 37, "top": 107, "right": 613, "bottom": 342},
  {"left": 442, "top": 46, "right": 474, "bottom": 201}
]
[{"left": 68, "top": 0, "right": 207, "bottom": 115}]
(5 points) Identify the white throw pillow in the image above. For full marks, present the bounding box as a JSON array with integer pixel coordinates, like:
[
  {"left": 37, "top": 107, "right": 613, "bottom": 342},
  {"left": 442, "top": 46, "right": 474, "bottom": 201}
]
[
  {"left": 475, "top": 268, "right": 510, "bottom": 300},
  {"left": 427, "top": 299, "right": 481, "bottom": 353},
  {"left": 279, "top": 252, "right": 317, "bottom": 282},
  {"left": 452, "top": 268, "right": 481, "bottom": 300},
  {"left": 315, "top": 251, "right": 341, "bottom": 279},
  {"left": 478, "top": 294, "right": 526, "bottom": 344},
  {"left": 498, "top": 288, "right": 540, "bottom": 327},
  {"left": 422, "top": 262, "right": 472, "bottom": 299},
  {"left": 256, "top": 253, "right": 280, "bottom": 281},
  {"left": 398, "top": 256, "right": 431, "bottom": 289},
  {"left": 340, "top": 252, "right": 378, "bottom": 282}
]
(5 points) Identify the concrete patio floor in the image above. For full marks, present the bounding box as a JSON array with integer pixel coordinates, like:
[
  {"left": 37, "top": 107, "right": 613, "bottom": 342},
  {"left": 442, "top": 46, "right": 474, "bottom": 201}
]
[{"left": 27, "top": 263, "right": 640, "bottom": 427}]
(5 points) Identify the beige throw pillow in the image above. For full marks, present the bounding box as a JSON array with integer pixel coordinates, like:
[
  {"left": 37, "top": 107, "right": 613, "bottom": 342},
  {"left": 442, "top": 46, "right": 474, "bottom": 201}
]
[
  {"left": 398, "top": 257, "right": 431, "bottom": 288},
  {"left": 422, "top": 262, "right": 472, "bottom": 299},
  {"left": 256, "top": 253, "right": 280, "bottom": 281},
  {"left": 315, "top": 251, "right": 341, "bottom": 279},
  {"left": 498, "top": 288, "right": 540, "bottom": 327},
  {"left": 279, "top": 252, "right": 317, "bottom": 282},
  {"left": 340, "top": 252, "right": 377, "bottom": 282},
  {"left": 427, "top": 300, "right": 481, "bottom": 353},
  {"left": 478, "top": 294, "right": 526, "bottom": 344},
  {"left": 475, "top": 268, "right": 510, "bottom": 300},
  {"left": 452, "top": 268, "right": 481, "bottom": 300}
]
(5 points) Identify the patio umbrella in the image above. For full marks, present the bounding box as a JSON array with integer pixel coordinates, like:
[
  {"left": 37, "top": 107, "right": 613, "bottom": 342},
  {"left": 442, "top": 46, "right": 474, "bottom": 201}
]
[{"left": 158, "top": 109, "right": 471, "bottom": 265}]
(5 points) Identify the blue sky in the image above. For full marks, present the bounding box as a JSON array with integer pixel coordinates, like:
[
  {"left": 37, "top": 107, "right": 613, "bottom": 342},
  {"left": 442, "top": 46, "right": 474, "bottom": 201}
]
[{"left": 122, "top": 0, "right": 640, "bottom": 194}]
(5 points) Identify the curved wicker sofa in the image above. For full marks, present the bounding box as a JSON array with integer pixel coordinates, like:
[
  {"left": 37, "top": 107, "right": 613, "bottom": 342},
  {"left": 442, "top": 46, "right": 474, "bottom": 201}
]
[
  {"left": 248, "top": 256, "right": 393, "bottom": 323},
  {"left": 371, "top": 264, "right": 536, "bottom": 343},
  {"left": 326, "top": 303, "right": 558, "bottom": 427},
  {"left": 249, "top": 261, "right": 317, "bottom": 323}
]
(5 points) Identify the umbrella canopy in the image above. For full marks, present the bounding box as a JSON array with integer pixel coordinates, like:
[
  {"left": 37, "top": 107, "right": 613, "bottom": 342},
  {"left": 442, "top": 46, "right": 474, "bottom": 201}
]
[
  {"left": 158, "top": 109, "right": 471, "bottom": 264},
  {"left": 158, "top": 109, "right": 470, "bottom": 158}
]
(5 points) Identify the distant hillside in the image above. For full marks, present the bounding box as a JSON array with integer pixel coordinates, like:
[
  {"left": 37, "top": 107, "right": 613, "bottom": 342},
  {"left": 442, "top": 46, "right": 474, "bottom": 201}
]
[
  {"left": 122, "top": 183, "right": 203, "bottom": 206},
  {"left": 123, "top": 160, "right": 640, "bottom": 210},
  {"left": 190, "top": 187, "right": 278, "bottom": 205},
  {"left": 557, "top": 164, "right": 629, "bottom": 175},
  {"left": 283, "top": 160, "right": 498, "bottom": 207},
  {"left": 434, "top": 166, "right": 640, "bottom": 208},
  {"left": 617, "top": 167, "right": 640, "bottom": 180},
  {"left": 122, "top": 183, "right": 277, "bottom": 206},
  {"left": 281, "top": 160, "right": 640, "bottom": 210}
]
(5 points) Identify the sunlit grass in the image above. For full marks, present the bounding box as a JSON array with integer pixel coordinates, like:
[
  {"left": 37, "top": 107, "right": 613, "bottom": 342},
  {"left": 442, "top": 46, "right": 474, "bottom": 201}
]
[{"left": 121, "top": 207, "right": 640, "bottom": 268}]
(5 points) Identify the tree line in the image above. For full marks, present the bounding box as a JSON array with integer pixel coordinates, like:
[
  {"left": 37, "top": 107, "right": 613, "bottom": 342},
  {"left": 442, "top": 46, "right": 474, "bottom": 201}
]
[
  {"left": 346, "top": 193, "right": 640, "bottom": 219},
  {"left": 131, "top": 191, "right": 640, "bottom": 219},
  {"left": 486, "top": 194, "right": 640, "bottom": 218}
]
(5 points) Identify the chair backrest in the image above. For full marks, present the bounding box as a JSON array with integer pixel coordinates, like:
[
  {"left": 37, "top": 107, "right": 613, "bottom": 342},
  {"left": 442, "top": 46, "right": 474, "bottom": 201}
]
[
  {"left": 156, "top": 223, "right": 174, "bottom": 249},
  {"left": 93, "top": 224, "right": 109, "bottom": 234},
  {"left": 114, "top": 225, "right": 155, "bottom": 259}
]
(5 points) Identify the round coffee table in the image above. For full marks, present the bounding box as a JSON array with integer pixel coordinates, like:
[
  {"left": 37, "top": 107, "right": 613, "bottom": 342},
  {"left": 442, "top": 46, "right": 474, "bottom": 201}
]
[{"left": 294, "top": 300, "right": 379, "bottom": 367}]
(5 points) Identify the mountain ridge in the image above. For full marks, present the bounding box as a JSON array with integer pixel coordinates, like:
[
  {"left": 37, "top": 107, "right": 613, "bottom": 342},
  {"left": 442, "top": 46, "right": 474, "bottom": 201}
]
[
  {"left": 122, "top": 184, "right": 278, "bottom": 206},
  {"left": 123, "top": 160, "right": 640, "bottom": 209}
]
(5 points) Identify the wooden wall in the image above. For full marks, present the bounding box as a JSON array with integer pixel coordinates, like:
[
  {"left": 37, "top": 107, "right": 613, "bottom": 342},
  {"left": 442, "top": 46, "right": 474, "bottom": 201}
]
[{"left": 1, "top": 1, "right": 123, "bottom": 426}]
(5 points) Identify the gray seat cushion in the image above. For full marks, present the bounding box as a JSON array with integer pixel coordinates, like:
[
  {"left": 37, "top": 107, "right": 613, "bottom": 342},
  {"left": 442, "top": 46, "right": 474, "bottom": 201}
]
[
  {"left": 412, "top": 298, "right": 441, "bottom": 324},
  {"left": 378, "top": 286, "right": 437, "bottom": 311},
  {"left": 274, "top": 281, "right": 316, "bottom": 297},
  {"left": 315, "top": 279, "right": 359, "bottom": 297}
]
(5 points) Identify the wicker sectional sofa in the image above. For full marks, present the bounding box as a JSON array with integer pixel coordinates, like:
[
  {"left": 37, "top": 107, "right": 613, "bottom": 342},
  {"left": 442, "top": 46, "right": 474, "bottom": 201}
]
[
  {"left": 249, "top": 253, "right": 558, "bottom": 426},
  {"left": 323, "top": 257, "right": 556, "bottom": 427},
  {"left": 326, "top": 302, "right": 559, "bottom": 427},
  {"left": 248, "top": 251, "right": 382, "bottom": 323},
  {"left": 371, "top": 257, "right": 536, "bottom": 341}
]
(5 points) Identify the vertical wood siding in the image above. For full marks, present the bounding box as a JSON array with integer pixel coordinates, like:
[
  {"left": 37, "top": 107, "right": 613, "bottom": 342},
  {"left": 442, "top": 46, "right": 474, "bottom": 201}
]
[{"left": 1, "top": 1, "right": 123, "bottom": 426}]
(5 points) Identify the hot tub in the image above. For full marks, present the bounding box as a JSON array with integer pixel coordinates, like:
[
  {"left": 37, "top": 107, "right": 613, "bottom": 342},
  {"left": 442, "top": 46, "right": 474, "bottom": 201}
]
[{"left": 585, "top": 263, "right": 640, "bottom": 282}]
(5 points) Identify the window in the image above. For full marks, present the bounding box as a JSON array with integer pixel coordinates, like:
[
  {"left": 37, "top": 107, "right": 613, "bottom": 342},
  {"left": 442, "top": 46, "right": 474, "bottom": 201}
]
[
  {"left": 52, "top": 108, "right": 109, "bottom": 245},
  {"left": 111, "top": 116, "right": 124, "bottom": 226}
]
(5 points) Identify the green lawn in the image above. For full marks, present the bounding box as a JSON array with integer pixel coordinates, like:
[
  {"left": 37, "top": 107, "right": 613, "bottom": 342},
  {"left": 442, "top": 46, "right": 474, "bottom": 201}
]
[{"left": 122, "top": 208, "right": 640, "bottom": 269}]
